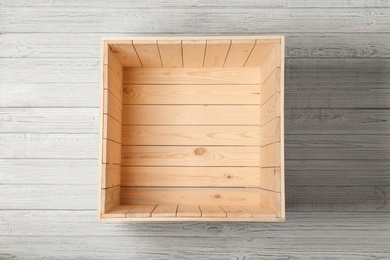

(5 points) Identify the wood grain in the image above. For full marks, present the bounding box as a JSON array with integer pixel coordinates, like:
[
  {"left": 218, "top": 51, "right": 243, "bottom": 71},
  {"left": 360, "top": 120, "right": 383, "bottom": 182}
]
[
  {"left": 177, "top": 204, "right": 201, "bottom": 217},
  {"left": 203, "top": 40, "right": 231, "bottom": 67},
  {"left": 158, "top": 40, "right": 183, "bottom": 68},
  {"left": 121, "top": 146, "right": 260, "bottom": 166},
  {"left": 133, "top": 40, "right": 162, "bottom": 67},
  {"left": 151, "top": 204, "right": 178, "bottom": 217}
]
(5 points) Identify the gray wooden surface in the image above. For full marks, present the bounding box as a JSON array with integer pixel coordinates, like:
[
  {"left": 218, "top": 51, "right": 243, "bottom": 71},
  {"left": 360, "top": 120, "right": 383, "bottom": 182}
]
[{"left": 0, "top": 1, "right": 389, "bottom": 259}]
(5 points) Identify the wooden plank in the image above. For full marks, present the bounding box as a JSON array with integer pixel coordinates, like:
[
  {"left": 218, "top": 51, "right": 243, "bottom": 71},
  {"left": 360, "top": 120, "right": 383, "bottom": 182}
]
[
  {"left": 260, "top": 44, "right": 281, "bottom": 84},
  {"left": 260, "top": 93, "right": 280, "bottom": 126},
  {"left": 102, "top": 205, "right": 135, "bottom": 218},
  {"left": 260, "top": 167, "right": 281, "bottom": 192},
  {"left": 122, "top": 105, "right": 260, "bottom": 125},
  {"left": 102, "top": 139, "right": 121, "bottom": 164},
  {"left": 101, "top": 185, "right": 121, "bottom": 214},
  {"left": 157, "top": 40, "right": 183, "bottom": 68},
  {"left": 220, "top": 205, "right": 251, "bottom": 218},
  {"left": 132, "top": 40, "right": 162, "bottom": 67},
  {"left": 106, "top": 47, "right": 123, "bottom": 80},
  {"left": 177, "top": 205, "right": 201, "bottom": 217},
  {"left": 122, "top": 125, "right": 260, "bottom": 146},
  {"left": 199, "top": 205, "right": 227, "bottom": 218},
  {"left": 125, "top": 204, "right": 157, "bottom": 218},
  {"left": 103, "top": 114, "right": 121, "bottom": 144},
  {"left": 103, "top": 64, "right": 123, "bottom": 102},
  {"left": 224, "top": 39, "right": 256, "bottom": 67},
  {"left": 259, "top": 188, "right": 280, "bottom": 214},
  {"left": 260, "top": 142, "right": 281, "bottom": 168},
  {"left": 260, "top": 117, "right": 280, "bottom": 147},
  {"left": 110, "top": 43, "right": 143, "bottom": 68},
  {"left": 121, "top": 166, "right": 260, "bottom": 187},
  {"left": 182, "top": 40, "right": 206, "bottom": 67},
  {"left": 101, "top": 163, "right": 121, "bottom": 188},
  {"left": 121, "top": 188, "right": 261, "bottom": 205},
  {"left": 203, "top": 40, "right": 231, "bottom": 67},
  {"left": 121, "top": 146, "right": 260, "bottom": 167},
  {"left": 242, "top": 205, "right": 278, "bottom": 218},
  {"left": 103, "top": 90, "right": 122, "bottom": 123},
  {"left": 288, "top": 0, "right": 389, "bottom": 7},
  {"left": 122, "top": 84, "right": 260, "bottom": 105},
  {"left": 260, "top": 68, "right": 280, "bottom": 106},
  {"left": 123, "top": 68, "right": 262, "bottom": 85},
  {"left": 245, "top": 42, "right": 276, "bottom": 67},
  {"left": 151, "top": 204, "right": 178, "bottom": 217}
]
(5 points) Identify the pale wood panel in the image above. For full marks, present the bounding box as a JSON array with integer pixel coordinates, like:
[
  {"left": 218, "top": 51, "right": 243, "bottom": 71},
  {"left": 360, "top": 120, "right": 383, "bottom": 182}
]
[
  {"left": 102, "top": 139, "right": 121, "bottom": 164},
  {"left": 224, "top": 39, "right": 256, "bottom": 67},
  {"left": 158, "top": 40, "right": 183, "bottom": 68},
  {"left": 101, "top": 185, "right": 120, "bottom": 214},
  {"left": 121, "top": 166, "right": 260, "bottom": 187},
  {"left": 103, "top": 90, "right": 122, "bottom": 123},
  {"left": 132, "top": 40, "right": 162, "bottom": 67},
  {"left": 151, "top": 204, "right": 178, "bottom": 217},
  {"left": 260, "top": 117, "right": 280, "bottom": 146},
  {"left": 122, "top": 125, "right": 260, "bottom": 146},
  {"left": 245, "top": 42, "right": 276, "bottom": 67},
  {"left": 220, "top": 205, "right": 251, "bottom": 218},
  {"left": 177, "top": 204, "right": 201, "bottom": 217},
  {"left": 110, "top": 43, "right": 143, "bottom": 68},
  {"left": 260, "top": 167, "right": 281, "bottom": 192},
  {"left": 259, "top": 188, "right": 280, "bottom": 214},
  {"left": 122, "top": 105, "right": 260, "bottom": 125},
  {"left": 101, "top": 163, "right": 121, "bottom": 189},
  {"left": 242, "top": 205, "right": 278, "bottom": 218},
  {"left": 126, "top": 204, "right": 157, "bottom": 218},
  {"left": 260, "top": 68, "right": 280, "bottom": 106},
  {"left": 260, "top": 44, "right": 281, "bottom": 84},
  {"left": 288, "top": 0, "right": 389, "bottom": 7},
  {"left": 122, "top": 84, "right": 260, "bottom": 105},
  {"left": 121, "top": 146, "right": 260, "bottom": 167},
  {"left": 102, "top": 205, "right": 135, "bottom": 218},
  {"left": 182, "top": 40, "right": 206, "bottom": 67},
  {"left": 123, "top": 68, "right": 262, "bottom": 84},
  {"left": 260, "top": 142, "right": 281, "bottom": 168},
  {"left": 199, "top": 205, "right": 227, "bottom": 217},
  {"left": 103, "top": 114, "right": 121, "bottom": 144},
  {"left": 203, "top": 40, "right": 231, "bottom": 67},
  {"left": 105, "top": 47, "right": 123, "bottom": 81},
  {"left": 121, "top": 188, "right": 261, "bottom": 205},
  {"left": 260, "top": 93, "right": 280, "bottom": 126}
]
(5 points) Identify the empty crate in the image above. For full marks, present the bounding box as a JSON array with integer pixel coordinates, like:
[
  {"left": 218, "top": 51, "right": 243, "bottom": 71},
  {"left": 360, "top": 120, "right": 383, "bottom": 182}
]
[{"left": 98, "top": 36, "right": 285, "bottom": 221}]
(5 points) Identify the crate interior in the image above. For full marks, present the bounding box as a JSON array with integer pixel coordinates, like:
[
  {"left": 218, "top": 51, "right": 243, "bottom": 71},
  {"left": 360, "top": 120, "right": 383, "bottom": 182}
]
[{"left": 100, "top": 37, "right": 284, "bottom": 221}]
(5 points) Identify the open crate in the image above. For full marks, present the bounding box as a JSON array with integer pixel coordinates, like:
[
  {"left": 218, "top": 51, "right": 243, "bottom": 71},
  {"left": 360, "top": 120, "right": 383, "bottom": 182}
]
[{"left": 98, "top": 36, "right": 285, "bottom": 221}]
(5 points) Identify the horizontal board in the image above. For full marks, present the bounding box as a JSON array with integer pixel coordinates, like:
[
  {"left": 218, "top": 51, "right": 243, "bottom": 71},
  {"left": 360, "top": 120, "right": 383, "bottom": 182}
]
[
  {"left": 121, "top": 187, "right": 261, "bottom": 205},
  {"left": 123, "top": 68, "right": 261, "bottom": 85},
  {"left": 121, "top": 146, "right": 260, "bottom": 166},
  {"left": 288, "top": 0, "right": 390, "bottom": 7},
  {"left": 122, "top": 125, "right": 260, "bottom": 145},
  {"left": 1, "top": 8, "right": 388, "bottom": 33},
  {"left": 176, "top": 204, "right": 201, "bottom": 217},
  {"left": 286, "top": 135, "right": 390, "bottom": 160},
  {"left": 0, "top": 108, "right": 98, "bottom": 133},
  {"left": 122, "top": 105, "right": 260, "bottom": 125},
  {"left": 122, "top": 84, "right": 260, "bottom": 104},
  {"left": 121, "top": 167, "right": 260, "bottom": 187},
  {"left": 286, "top": 160, "right": 390, "bottom": 186}
]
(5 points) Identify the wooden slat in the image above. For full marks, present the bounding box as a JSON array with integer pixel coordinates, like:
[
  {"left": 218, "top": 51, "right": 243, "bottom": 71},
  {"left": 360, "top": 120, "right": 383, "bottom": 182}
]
[
  {"left": 260, "top": 167, "right": 281, "bottom": 192},
  {"left": 220, "top": 205, "right": 251, "bottom": 218},
  {"left": 259, "top": 188, "right": 280, "bottom": 215},
  {"left": 123, "top": 68, "right": 261, "bottom": 84},
  {"left": 121, "top": 167, "right": 260, "bottom": 187},
  {"left": 177, "top": 205, "right": 201, "bottom": 217},
  {"left": 122, "top": 125, "right": 260, "bottom": 146},
  {"left": 122, "top": 84, "right": 260, "bottom": 105},
  {"left": 102, "top": 139, "right": 121, "bottom": 164},
  {"left": 151, "top": 204, "right": 178, "bottom": 217},
  {"left": 122, "top": 105, "right": 260, "bottom": 125},
  {"left": 260, "top": 93, "right": 280, "bottom": 127},
  {"left": 109, "top": 43, "right": 142, "bottom": 68},
  {"left": 261, "top": 44, "right": 281, "bottom": 84},
  {"left": 260, "top": 117, "right": 280, "bottom": 147},
  {"left": 121, "top": 146, "right": 260, "bottom": 167},
  {"left": 103, "top": 114, "right": 121, "bottom": 144},
  {"left": 103, "top": 65, "right": 123, "bottom": 102},
  {"left": 132, "top": 40, "right": 162, "bottom": 67},
  {"left": 182, "top": 40, "right": 206, "bottom": 67},
  {"left": 103, "top": 90, "right": 122, "bottom": 123},
  {"left": 101, "top": 163, "right": 121, "bottom": 188},
  {"left": 105, "top": 46, "right": 123, "bottom": 81},
  {"left": 125, "top": 204, "right": 157, "bottom": 218},
  {"left": 158, "top": 40, "right": 182, "bottom": 68},
  {"left": 102, "top": 205, "right": 135, "bottom": 218},
  {"left": 242, "top": 205, "right": 278, "bottom": 218},
  {"left": 101, "top": 185, "right": 120, "bottom": 214},
  {"left": 199, "top": 205, "right": 227, "bottom": 218},
  {"left": 245, "top": 42, "right": 276, "bottom": 67},
  {"left": 224, "top": 39, "right": 256, "bottom": 67},
  {"left": 260, "top": 142, "right": 281, "bottom": 168},
  {"left": 203, "top": 40, "right": 231, "bottom": 67},
  {"left": 260, "top": 68, "right": 280, "bottom": 106},
  {"left": 121, "top": 188, "right": 261, "bottom": 205}
]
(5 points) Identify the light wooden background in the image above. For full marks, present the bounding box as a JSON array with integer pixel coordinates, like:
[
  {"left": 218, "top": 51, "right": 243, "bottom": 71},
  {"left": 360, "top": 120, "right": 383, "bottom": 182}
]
[{"left": 1, "top": 1, "right": 389, "bottom": 258}]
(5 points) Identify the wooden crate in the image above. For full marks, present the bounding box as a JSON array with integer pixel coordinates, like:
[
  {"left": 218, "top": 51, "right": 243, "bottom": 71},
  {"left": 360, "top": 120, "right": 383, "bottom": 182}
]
[{"left": 98, "top": 36, "right": 285, "bottom": 222}]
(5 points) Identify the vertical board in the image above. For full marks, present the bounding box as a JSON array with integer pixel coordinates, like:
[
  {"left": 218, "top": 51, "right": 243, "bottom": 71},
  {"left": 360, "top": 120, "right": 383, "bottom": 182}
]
[
  {"left": 203, "top": 40, "right": 231, "bottom": 67},
  {"left": 245, "top": 42, "right": 276, "bottom": 67},
  {"left": 110, "top": 43, "right": 143, "bottom": 68},
  {"left": 182, "top": 40, "right": 206, "bottom": 67},
  {"left": 158, "top": 40, "right": 183, "bottom": 68},
  {"left": 133, "top": 40, "right": 162, "bottom": 67},
  {"left": 224, "top": 39, "right": 256, "bottom": 67}
]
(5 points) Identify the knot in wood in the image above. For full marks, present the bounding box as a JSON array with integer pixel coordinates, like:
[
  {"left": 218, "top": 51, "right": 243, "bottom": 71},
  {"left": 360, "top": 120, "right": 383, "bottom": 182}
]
[{"left": 194, "top": 147, "right": 206, "bottom": 156}]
